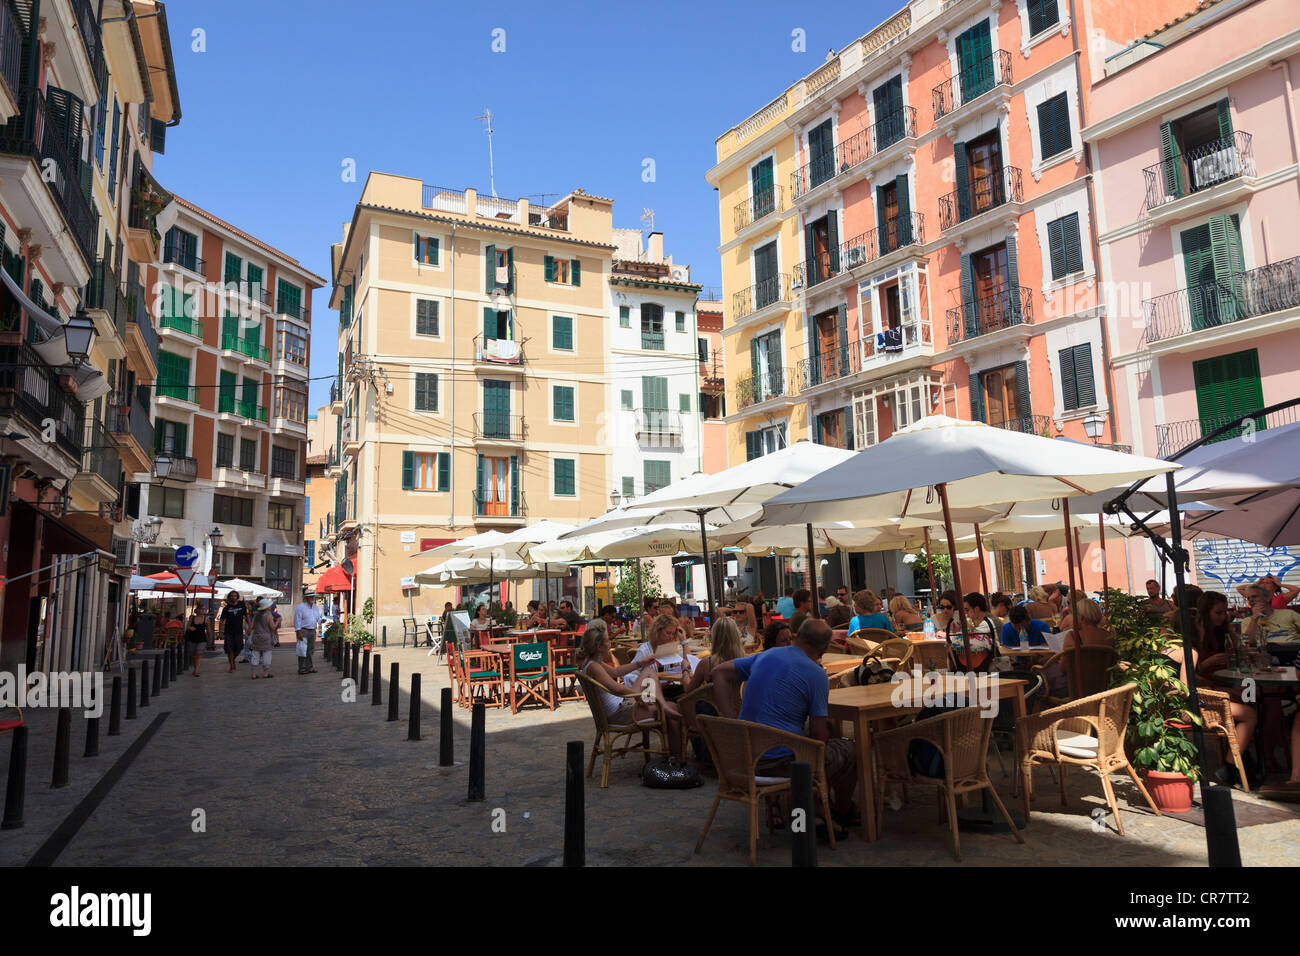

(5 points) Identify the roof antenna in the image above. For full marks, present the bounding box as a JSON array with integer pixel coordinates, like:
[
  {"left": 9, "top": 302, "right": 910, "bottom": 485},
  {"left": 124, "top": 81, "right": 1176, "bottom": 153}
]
[{"left": 474, "top": 109, "right": 497, "bottom": 198}]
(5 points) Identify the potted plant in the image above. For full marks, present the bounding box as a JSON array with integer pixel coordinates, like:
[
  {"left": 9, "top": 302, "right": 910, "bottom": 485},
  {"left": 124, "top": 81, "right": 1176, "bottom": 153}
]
[
  {"left": 345, "top": 615, "right": 372, "bottom": 651},
  {"left": 1106, "top": 588, "right": 1202, "bottom": 811},
  {"left": 322, "top": 621, "right": 343, "bottom": 660}
]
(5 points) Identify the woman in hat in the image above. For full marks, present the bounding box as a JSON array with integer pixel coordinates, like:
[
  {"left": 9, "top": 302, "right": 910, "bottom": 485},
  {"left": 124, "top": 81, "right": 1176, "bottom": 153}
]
[{"left": 248, "top": 596, "right": 278, "bottom": 679}]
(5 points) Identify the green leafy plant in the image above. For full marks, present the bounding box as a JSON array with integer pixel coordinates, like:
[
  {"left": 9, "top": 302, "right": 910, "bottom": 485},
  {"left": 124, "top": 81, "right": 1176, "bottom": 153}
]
[
  {"left": 906, "top": 547, "right": 951, "bottom": 596},
  {"left": 344, "top": 614, "right": 372, "bottom": 646},
  {"left": 613, "top": 559, "right": 664, "bottom": 610},
  {"left": 1105, "top": 587, "right": 1201, "bottom": 779},
  {"left": 361, "top": 597, "right": 375, "bottom": 625}
]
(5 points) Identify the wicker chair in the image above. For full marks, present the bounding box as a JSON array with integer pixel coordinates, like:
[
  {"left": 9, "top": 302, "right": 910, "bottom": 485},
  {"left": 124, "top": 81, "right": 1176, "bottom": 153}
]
[
  {"left": 575, "top": 671, "right": 669, "bottom": 788},
  {"left": 1033, "top": 644, "right": 1116, "bottom": 706},
  {"left": 694, "top": 715, "right": 837, "bottom": 865},
  {"left": 910, "top": 641, "right": 950, "bottom": 672},
  {"left": 872, "top": 707, "right": 1023, "bottom": 861},
  {"left": 1198, "top": 687, "right": 1249, "bottom": 793},
  {"left": 1017, "top": 682, "right": 1159, "bottom": 836},
  {"left": 847, "top": 625, "right": 896, "bottom": 645},
  {"left": 861, "top": 637, "right": 915, "bottom": 671},
  {"left": 0, "top": 704, "right": 22, "bottom": 739}
]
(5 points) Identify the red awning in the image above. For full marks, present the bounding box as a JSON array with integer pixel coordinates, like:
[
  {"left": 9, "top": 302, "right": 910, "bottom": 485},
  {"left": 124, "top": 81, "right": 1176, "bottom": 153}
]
[{"left": 315, "top": 563, "right": 355, "bottom": 593}]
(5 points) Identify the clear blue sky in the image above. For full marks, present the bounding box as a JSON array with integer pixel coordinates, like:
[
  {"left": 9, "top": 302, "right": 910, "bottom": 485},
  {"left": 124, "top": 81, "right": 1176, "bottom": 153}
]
[{"left": 156, "top": 0, "right": 889, "bottom": 411}]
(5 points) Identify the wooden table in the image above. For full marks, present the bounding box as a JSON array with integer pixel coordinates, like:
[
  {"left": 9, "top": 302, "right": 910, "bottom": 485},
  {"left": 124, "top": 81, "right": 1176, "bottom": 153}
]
[
  {"left": 997, "top": 645, "right": 1057, "bottom": 660},
  {"left": 821, "top": 652, "right": 861, "bottom": 677},
  {"left": 826, "top": 676, "right": 1027, "bottom": 843}
]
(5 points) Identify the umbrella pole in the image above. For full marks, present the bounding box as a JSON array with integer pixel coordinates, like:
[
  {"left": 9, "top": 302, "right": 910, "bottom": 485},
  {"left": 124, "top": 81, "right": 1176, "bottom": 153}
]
[
  {"left": 805, "top": 524, "right": 820, "bottom": 620},
  {"left": 839, "top": 549, "right": 850, "bottom": 596},
  {"left": 1098, "top": 513, "right": 1110, "bottom": 613},
  {"left": 880, "top": 550, "right": 888, "bottom": 592},
  {"left": 604, "top": 559, "right": 610, "bottom": 610},
  {"left": 1063, "top": 499, "right": 1083, "bottom": 699},
  {"left": 543, "top": 563, "right": 549, "bottom": 616},
  {"left": 489, "top": 555, "right": 495, "bottom": 611},
  {"left": 974, "top": 524, "right": 990, "bottom": 597},
  {"left": 636, "top": 559, "right": 645, "bottom": 644},
  {"left": 697, "top": 511, "right": 717, "bottom": 620},
  {"left": 923, "top": 528, "right": 936, "bottom": 613},
  {"left": 1073, "top": 527, "right": 1087, "bottom": 594},
  {"left": 936, "top": 485, "right": 968, "bottom": 666}
]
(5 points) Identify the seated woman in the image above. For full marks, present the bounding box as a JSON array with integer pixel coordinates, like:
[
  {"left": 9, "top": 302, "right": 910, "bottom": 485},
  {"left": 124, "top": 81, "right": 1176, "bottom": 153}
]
[
  {"left": 1067, "top": 598, "right": 1113, "bottom": 647},
  {"left": 933, "top": 590, "right": 961, "bottom": 635},
  {"left": 468, "top": 604, "right": 492, "bottom": 647},
  {"left": 1165, "top": 584, "right": 1204, "bottom": 628},
  {"left": 683, "top": 617, "right": 746, "bottom": 724},
  {"left": 947, "top": 592, "right": 998, "bottom": 670},
  {"left": 989, "top": 592, "right": 1012, "bottom": 628},
  {"left": 577, "top": 619, "right": 682, "bottom": 760},
  {"left": 628, "top": 614, "right": 699, "bottom": 690},
  {"left": 1022, "top": 585, "right": 1056, "bottom": 623},
  {"left": 1160, "top": 623, "right": 1257, "bottom": 783},
  {"left": 1193, "top": 590, "right": 1238, "bottom": 670},
  {"left": 889, "top": 595, "right": 924, "bottom": 632},
  {"left": 848, "top": 589, "right": 893, "bottom": 636},
  {"left": 761, "top": 620, "right": 792, "bottom": 650}
]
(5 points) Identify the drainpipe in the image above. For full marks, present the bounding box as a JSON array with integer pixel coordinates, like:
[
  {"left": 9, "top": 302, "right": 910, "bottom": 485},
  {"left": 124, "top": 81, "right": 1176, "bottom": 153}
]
[
  {"left": 1268, "top": 59, "right": 1300, "bottom": 212},
  {"left": 449, "top": 223, "right": 456, "bottom": 530},
  {"left": 1069, "top": 0, "right": 1120, "bottom": 447}
]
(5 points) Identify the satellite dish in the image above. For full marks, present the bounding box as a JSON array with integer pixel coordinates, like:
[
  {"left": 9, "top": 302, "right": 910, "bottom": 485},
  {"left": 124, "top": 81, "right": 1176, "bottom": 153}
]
[{"left": 342, "top": 557, "right": 355, "bottom": 576}]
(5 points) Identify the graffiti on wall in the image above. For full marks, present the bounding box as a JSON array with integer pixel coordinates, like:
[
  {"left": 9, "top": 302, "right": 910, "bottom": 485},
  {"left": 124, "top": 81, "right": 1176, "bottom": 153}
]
[{"left": 1193, "top": 539, "right": 1300, "bottom": 588}]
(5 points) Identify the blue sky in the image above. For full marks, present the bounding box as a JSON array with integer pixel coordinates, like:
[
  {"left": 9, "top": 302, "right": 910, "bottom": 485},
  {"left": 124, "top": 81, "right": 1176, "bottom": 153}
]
[{"left": 157, "top": 0, "right": 889, "bottom": 410}]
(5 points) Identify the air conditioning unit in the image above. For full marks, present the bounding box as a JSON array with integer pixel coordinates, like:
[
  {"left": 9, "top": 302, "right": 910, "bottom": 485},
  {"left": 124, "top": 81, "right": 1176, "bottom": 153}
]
[
  {"left": 1193, "top": 147, "right": 1240, "bottom": 189},
  {"left": 112, "top": 537, "right": 133, "bottom": 567},
  {"left": 845, "top": 245, "right": 868, "bottom": 268}
]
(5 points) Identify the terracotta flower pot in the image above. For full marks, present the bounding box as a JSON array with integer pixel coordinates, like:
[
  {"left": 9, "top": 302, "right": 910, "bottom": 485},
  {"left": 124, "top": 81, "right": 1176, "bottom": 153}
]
[
  {"left": 362, "top": 643, "right": 372, "bottom": 651},
  {"left": 1144, "top": 769, "right": 1194, "bottom": 812}
]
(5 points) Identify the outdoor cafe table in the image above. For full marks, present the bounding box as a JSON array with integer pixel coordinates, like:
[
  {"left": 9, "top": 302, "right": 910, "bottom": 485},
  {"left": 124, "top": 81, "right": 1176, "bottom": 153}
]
[
  {"left": 1212, "top": 666, "right": 1300, "bottom": 776},
  {"left": 997, "top": 645, "right": 1057, "bottom": 660},
  {"left": 821, "top": 652, "right": 862, "bottom": 677},
  {"left": 826, "top": 676, "right": 1028, "bottom": 843}
]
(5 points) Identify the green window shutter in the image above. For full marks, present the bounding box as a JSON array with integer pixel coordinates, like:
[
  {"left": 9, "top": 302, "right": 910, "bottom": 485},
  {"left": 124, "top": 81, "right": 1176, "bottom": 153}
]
[
  {"left": 544, "top": 255, "right": 555, "bottom": 282},
  {"left": 1014, "top": 360, "right": 1031, "bottom": 421},
  {"left": 219, "top": 370, "right": 236, "bottom": 408},
  {"left": 555, "top": 458, "right": 575, "bottom": 496},
  {"left": 953, "top": 142, "right": 970, "bottom": 221},
  {"left": 436, "top": 452, "right": 450, "bottom": 491},
  {"left": 506, "top": 247, "right": 514, "bottom": 295},
  {"left": 553, "top": 315, "right": 573, "bottom": 350},
  {"left": 224, "top": 252, "right": 241, "bottom": 284},
  {"left": 1036, "top": 97, "right": 1059, "bottom": 160},
  {"left": 1193, "top": 349, "right": 1264, "bottom": 439},
  {"left": 843, "top": 405, "right": 855, "bottom": 450},
  {"left": 675, "top": 310, "right": 685, "bottom": 332},
  {"left": 1064, "top": 214, "right": 1083, "bottom": 275},
  {"left": 413, "top": 232, "right": 421, "bottom": 261},
  {"left": 895, "top": 174, "right": 912, "bottom": 245},
  {"left": 1074, "top": 343, "right": 1095, "bottom": 407},
  {"left": 553, "top": 385, "right": 574, "bottom": 421},
  {"left": 1005, "top": 236, "right": 1022, "bottom": 323},
  {"left": 750, "top": 337, "right": 761, "bottom": 382},
  {"left": 959, "top": 254, "right": 977, "bottom": 336},
  {"left": 174, "top": 422, "right": 188, "bottom": 456},
  {"left": 826, "top": 211, "right": 840, "bottom": 274},
  {"left": 430, "top": 237, "right": 439, "bottom": 265},
  {"left": 814, "top": 413, "right": 824, "bottom": 444},
  {"left": 837, "top": 303, "right": 849, "bottom": 359},
  {"left": 1059, "top": 346, "right": 1078, "bottom": 410},
  {"left": 509, "top": 456, "right": 520, "bottom": 514},
  {"left": 1180, "top": 223, "right": 1214, "bottom": 329},
  {"left": 1159, "top": 122, "right": 1184, "bottom": 199},
  {"left": 876, "top": 184, "right": 889, "bottom": 246},
  {"left": 401, "top": 451, "right": 415, "bottom": 489},
  {"left": 476, "top": 454, "right": 485, "bottom": 508},
  {"left": 622, "top": 476, "right": 634, "bottom": 497},
  {"left": 1047, "top": 218, "right": 1067, "bottom": 280},
  {"left": 969, "top": 371, "right": 986, "bottom": 422},
  {"left": 619, "top": 305, "right": 630, "bottom": 327},
  {"left": 803, "top": 221, "right": 817, "bottom": 277},
  {"left": 745, "top": 431, "right": 759, "bottom": 461},
  {"left": 570, "top": 259, "right": 581, "bottom": 286},
  {"left": 679, "top": 393, "right": 690, "bottom": 413},
  {"left": 1215, "top": 98, "right": 1233, "bottom": 144},
  {"left": 483, "top": 306, "right": 494, "bottom": 339},
  {"left": 1208, "top": 213, "right": 1245, "bottom": 322},
  {"left": 642, "top": 376, "right": 668, "bottom": 410},
  {"left": 620, "top": 390, "right": 632, "bottom": 410},
  {"left": 484, "top": 244, "right": 495, "bottom": 293}
]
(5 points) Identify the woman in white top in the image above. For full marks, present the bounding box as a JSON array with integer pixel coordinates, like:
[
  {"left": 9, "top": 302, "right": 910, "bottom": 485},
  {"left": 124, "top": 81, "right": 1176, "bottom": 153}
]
[
  {"left": 628, "top": 614, "right": 699, "bottom": 685},
  {"left": 577, "top": 619, "right": 682, "bottom": 759},
  {"left": 950, "top": 592, "right": 998, "bottom": 671},
  {"left": 469, "top": 605, "right": 492, "bottom": 647}
]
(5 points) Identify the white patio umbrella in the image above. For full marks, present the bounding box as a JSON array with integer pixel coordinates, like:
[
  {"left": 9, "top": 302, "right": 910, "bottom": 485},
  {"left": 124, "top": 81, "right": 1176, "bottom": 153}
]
[
  {"left": 412, "top": 530, "right": 510, "bottom": 564},
  {"left": 413, "top": 556, "right": 546, "bottom": 585},
  {"left": 445, "top": 521, "right": 580, "bottom": 609},
  {"left": 213, "top": 578, "right": 285, "bottom": 600}
]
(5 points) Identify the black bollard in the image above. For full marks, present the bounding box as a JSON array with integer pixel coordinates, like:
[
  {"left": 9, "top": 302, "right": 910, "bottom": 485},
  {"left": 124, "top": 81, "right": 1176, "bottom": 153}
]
[
  {"left": 160, "top": 653, "right": 170, "bottom": 690},
  {"left": 151, "top": 654, "right": 162, "bottom": 697},
  {"left": 1, "top": 724, "right": 28, "bottom": 829},
  {"left": 382, "top": 624, "right": 387, "bottom": 648},
  {"left": 51, "top": 708, "right": 71, "bottom": 789},
  {"left": 173, "top": 643, "right": 181, "bottom": 677},
  {"left": 790, "top": 761, "right": 817, "bottom": 867},
  {"left": 126, "top": 668, "right": 138, "bottom": 720},
  {"left": 340, "top": 642, "right": 347, "bottom": 675},
  {"left": 139, "top": 660, "right": 150, "bottom": 707},
  {"left": 360, "top": 648, "right": 370, "bottom": 696},
  {"left": 439, "top": 688, "right": 454, "bottom": 766},
  {"left": 371, "top": 654, "right": 382, "bottom": 706},
  {"left": 564, "top": 741, "right": 584, "bottom": 867},
  {"left": 407, "top": 673, "right": 421, "bottom": 741},
  {"left": 351, "top": 644, "right": 359, "bottom": 685},
  {"left": 1204, "top": 786, "right": 1243, "bottom": 868},
  {"left": 83, "top": 714, "right": 99, "bottom": 758},
  {"left": 468, "top": 702, "right": 485, "bottom": 802},
  {"left": 107, "top": 676, "right": 122, "bottom": 737},
  {"left": 167, "top": 645, "right": 176, "bottom": 682},
  {"left": 387, "top": 663, "right": 400, "bottom": 722}
]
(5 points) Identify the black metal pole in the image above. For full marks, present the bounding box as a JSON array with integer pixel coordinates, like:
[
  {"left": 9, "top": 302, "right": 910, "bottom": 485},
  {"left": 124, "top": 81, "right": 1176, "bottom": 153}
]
[
  {"left": 439, "top": 687, "right": 454, "bottom": 766},
  {"left": 51, "top": 708, "right": 70, "bottom": 789},
  {"left": 387, "top": 662, "right": 400, "bottom": 722},
  {"left": 806, "top": 524, "right": 821, "bottom": 619},
  {"left": 371, "top": 654, "right": 382, "bottom": 706},
  {"left": 407, "top": 673, "right": 422, "bottom": 741},
  {"left": 107, "top": 676, "right": 122, "bottom": 737},
  {"left": 564, "top": 740, "right": 584, "bottom": 867},
  {"left": 151, "top": 653, "right": 162, "bottom": 696},
  {"left": 83, "top": 713, "right": 99, "bottom": 758},
  {"left": 126, "top": 668, "right": 138, "bottom": 720},
  {"left": 351, "top": 642, "right": 359, "bottom": 685},
  {"left": 139, "top": 660, "right": 150, "bottom": 708},
  {"left": 382, "top": 624, "right": 387, "bottom": 648},
  {"left": 791, "top": 760, "right": 817, "bottom": 867},
  {"left": 468, "top": 701, "right": 485, "bottom": 801},
  {"left": 1, "top": 725, "right": 27, "bottom": 830},
  {"left": 360, "top": 647, "right": 370, "bottom": 695},
  {"left": 160, "top": 652, "right": 169, "bottom": 690}
]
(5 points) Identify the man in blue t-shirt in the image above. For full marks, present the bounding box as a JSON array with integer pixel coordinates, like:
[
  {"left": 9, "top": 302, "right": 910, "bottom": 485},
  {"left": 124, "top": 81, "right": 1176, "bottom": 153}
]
[
  {"left": 774, "top": 589, "right": 796, "bottom": 619},
  {"left": 711, "top": 619, "right": 859, "bottom": 830},
  {"left": 1001, "top": 605, "right": 1050, "bottom": 648}
]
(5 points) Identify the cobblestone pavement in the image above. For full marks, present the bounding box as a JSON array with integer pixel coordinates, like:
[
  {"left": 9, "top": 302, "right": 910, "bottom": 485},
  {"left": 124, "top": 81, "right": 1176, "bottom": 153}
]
[{"left": 3, "top": 643, "right": 1297, "bottom": 867}]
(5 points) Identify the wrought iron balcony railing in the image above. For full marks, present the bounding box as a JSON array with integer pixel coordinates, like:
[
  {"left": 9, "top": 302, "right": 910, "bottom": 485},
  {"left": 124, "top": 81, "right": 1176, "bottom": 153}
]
[
  {"left": 634, "top": 409, "right": 684, "bottom": 446},
  {"left": 0, "top": 345, "right": 83, "bottom": 460},
  {"left": 125, "top": 281, "right": 158, "bottom": 359},
  {"left": 163, "top": 243, "right": 204, "bottom": 274},
  {"left": 1143, "top": 131, "right": 1255, "bottom": 211},
  {"left": 473, "top": 491, "right": 525, "bottom": 519},
  {"left": 987, "top": 414, "right": 1053, "bottom": 437},
  {"left": 0, "top": 0, "right": 23, "bottom": 99},
  {"left": 472, "top": 412, "right": 526, "bottom": 441},
  {"left": 736, "top": 367, "right": 788, "bottom": 409},
  {"left": 794, "top": 214, "right": 925, "bottom": 291},
  {"left": 792, "top": 127, "right": 871, "bottom": 199},
  {"left": 85, "top": 259, "right": 128, "bottom": 341},
  {"left": 107, "top": 390, "right": 154, "bottom": 453},
  {"left": 70, "top": 0, "right": 102, "bottom": 76},
  {"left": 872, "top": 106, "right": 918, "bottom": 152},
  {"left": 153, "top": 454, "right": 197, "bottom": 482},
  {"left": 939, "top": 166, "right": 1022, "bottom": 231},
  {"left": 472, "top": 334, "right": 524, "bottom": 365},
  {"left": 1154, "top": 404, "right": 1300, "bottom": 457},
  {"left": 1142, "top": 257, "right": 1300, "bottom": 344},
  {"left": 160, "top": 313, "right": 203, "bottom": 338},
  {"left": 222, "top": 279, "right": 271, "bottom": 307},
  {"left": 733, "top": 185, "right": 784, "bottom": 232},
  {"left": 946, "top": 284, "right": 1034, "bottom": 343},
  {"left": 932, "top": 50, "right": 1013, "bottom": 120},
  {"left": 733, "top": 274, "right": 792, "bottom": 320}
]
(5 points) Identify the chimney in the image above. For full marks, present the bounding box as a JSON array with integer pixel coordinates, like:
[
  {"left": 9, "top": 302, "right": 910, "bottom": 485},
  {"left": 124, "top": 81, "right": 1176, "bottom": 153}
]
[{"left": 647, "top": 232, "right": 663, "bottom": 262}]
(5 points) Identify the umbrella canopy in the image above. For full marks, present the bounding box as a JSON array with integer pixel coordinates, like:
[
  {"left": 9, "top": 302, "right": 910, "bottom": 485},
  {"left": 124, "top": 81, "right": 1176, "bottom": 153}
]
[
  {"left": 758, "top": 416, "right": 1180, "bottom": 527},
  {"left": 413, "top": 556, "right": 546, "bottom": 585},
  {"left": 133, "top": 571, "right": 217, "bottom": 591},
  {"left": 1149, "top": 420, "right": 1300, "bottom": 499},
  {"left": 1171, "top": 489, "right": 1300, "bottom": 548},
  {"left": 529, "top": 525, "right": 704, "bottom": 564},
  {"left": 454, "top": 520, "right": 579, "bottom": 562},
  {"left": 709, "top": 516, "right": 912, "bottom": 556},
  {"left": 213, "top": 578, "right": 285, "bottom": 600},
  {"left": 412, "top": 530, "right": 510, "bottom": 564}
]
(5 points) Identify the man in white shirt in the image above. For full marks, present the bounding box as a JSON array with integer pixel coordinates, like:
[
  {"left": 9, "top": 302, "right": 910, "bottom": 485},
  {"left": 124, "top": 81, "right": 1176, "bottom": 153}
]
[{"left": 295, "top": 589, "right": 324, "bottom": 674}]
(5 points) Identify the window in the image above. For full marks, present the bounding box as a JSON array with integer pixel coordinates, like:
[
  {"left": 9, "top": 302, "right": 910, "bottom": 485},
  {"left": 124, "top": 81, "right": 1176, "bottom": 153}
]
[
  {"left": 622, "top": 476, "right": 635, "bottom": 497},
  {"left": 750, "top": 157, "right": 776, "bottom": 219},
  {"left": 619, "top": 305, "right": 630, "bottom": 328},
  {"left": 306, "top": 540, "right": 316, "bottom": 567},
  {"left": 268, "top": 502, "right": 296, "bottom": 530},
  {"left": 643, "top": 460, "right": 671, "bottom": 493},
  {"left": 265, "top": 555, "right": 294, "bottom": 592},
  {"left": 552, "top": 315, "right": 573, "bottom": 351},
  {"left": 972, "top": 362, "right": 1030, "bottom": 429},
  {"left": 1059, "top": 343, "right": 1095, "bottom": 411},
  {"left": 675, "top": 310, "right": 686, "bottom": 332},
  {"left": 679, "top": 394, "right": 690, "bottom": 413},
  {"left": 164, "top": 228, "right": 199, "bottom": 271},
  {"left": 107, "top": 99, "right": 120, "bottom": 194},
  {"left": 415, "top": 372, "right": 438, "bottom": 411},
  {"left": 620, "top": 389, "right": 633, "bottom": 410},
  {"left": 697, "top": 337, "right": 709, "bottom": 362},
  {"left": 873, "top": 75, "right": 906, "bottom": 149},
  {"left": 482, "top": 308, "right": 511, "bottom": 341},
  {"left": 745, "top": 424, "right": 787, "bottom": 460},
  {"left": 154, "top": 419, "right": 187, "bottom": 457},
  {"left": 276, "top": 320, "right": 307, "bottom": 365},
  {"left": 239, "top": 438, "right": 257, "bottom": 472},
  {"left": 415, "top": 235, "right": 439, "bottom": 265},
  {"left": 544, "top": 256, "right": 581, "bottom": 286},
  {"left": 803, "top": 214, "right": 839, "bottom": 285},
  {"left": 806, "top": 117, "right": 835, "bottom": 189},
  {"left": 273, "top": 383, "right": 306, "bottom": 423},
  {"left": 147, "top": 485, "right": 184, "bottom": 518},
  {"left": 416, "top": 299, "right": 439, "bottom": 336},
  {"left": 213, "top": 494, "right": 254, "bottom": 526},
  {"left": 1159, "top": 100, "right": 1235, "bottom": 200},
  {"left": 1037, "top": 93, "right": 1072, "bottom": 161},
  {"left": 1046, "top": 213, "right": 1084, "bottom": 280},
  {"left": 224, "top": 251, "right": 242, "bottom": 284},
  {"left": 402, "top": 451, "right": 451, "bottom": 491},
  {"left": 276, "top": 278, "right": 303, "bottom": 319},
  {"left": 554, "top": 458, "right": 576, "bottom": 496},
  {"left": 641, "top": 304, "right": 664, "bottom": 350},
  {"left": 216, "top": 433, "right": 234, "bottom": 468},
  {"left": 553, "top": 385, "right": 575, "bottom": 422},
  {"left": 94, "top": 64, "right": 108, "bottom": 167},
  {"left": 156, "top": 350, "right": 191, "bottom": 401},
  {"left": 1027, "top": 0, "right": 1060, "bottom": 35},
  {"left": 271, "top": 445, "right": 297, "bottom": 479},
  {"left": 1193, "top": 349, "right": 1264, "bottom": 442}
]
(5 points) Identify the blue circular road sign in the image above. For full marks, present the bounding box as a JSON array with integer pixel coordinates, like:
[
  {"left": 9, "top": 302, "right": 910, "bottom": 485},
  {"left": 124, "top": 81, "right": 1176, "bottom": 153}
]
[{"left": 174, "top": 545, "right": 199, "bottom": 568}]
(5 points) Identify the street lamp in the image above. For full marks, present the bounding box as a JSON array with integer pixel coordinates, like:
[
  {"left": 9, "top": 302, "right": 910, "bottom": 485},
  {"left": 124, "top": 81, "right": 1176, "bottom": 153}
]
[
  {"left": 609, "top": 489, "right": 621, "bottom": 509},
  {"left": 1083, "top": 412, "right": 1106, "bottom": 443},
  {"left": 63, "top": 308, "right": 97, "bottom": 364},
  {"left": 208, "top": 525, "right": 223, "bottom": 549},
  {"left": 130, "top": 515, "right": 164, "bottom": 544},
  {"left": 153, "top": 454, "right": 173, "bottom": 480}
]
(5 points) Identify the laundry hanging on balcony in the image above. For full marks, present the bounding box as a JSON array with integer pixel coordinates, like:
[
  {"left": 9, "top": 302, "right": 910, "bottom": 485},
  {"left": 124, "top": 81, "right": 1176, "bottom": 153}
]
[
  {"left": 877, "top": 327, "right": 904, "bottom": 353},
  {"left": 0, "top": 264, "right": 109, "bottom": 402}
]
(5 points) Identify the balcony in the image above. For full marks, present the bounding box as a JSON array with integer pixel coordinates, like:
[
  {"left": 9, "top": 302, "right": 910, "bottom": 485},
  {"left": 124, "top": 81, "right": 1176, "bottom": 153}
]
[
  {"left": 156, "top": 381, "right": 199, "bottom": 406},
  {"left": 871, "top": 106, "right": 918, "bottom": 154},
  {"left": 946, "top": 285, "right": 1034, "bottom": 344},
  {"left": 932, "top": 50, "right": 1013, "bottom": 122},
  {"left": 329, "top": 379, "right": 343, "bottom": 413},
  {"left": 72, "top": 420, "right": 122, "bottom": 501},
  {"left": 471, "top": 412, "right": 526, "bottom": 442},
  {"left": 123, "top": 280, "right": 158, "bottom": 380},
  {"left": 275, "top": 296, "right": 307, "bottom": 322},
  {"left": 472, "top": 334, "right": 524, "bottom": 367},
  {"left": 939, "top": 166, "right": 1023, "bottom": 232},
  {"left": 736, "top": 367, "right": 789, "bottom": 410},
  {"left": 0, "top": 86, "right": 97, "bottom": 269},
  {"left": 153, "top": 454, "right": 197, "bottom": 482},
  {"left": 733, "top": 274, "right": 793, "bottom": 322},
  {"left": 127, "top": 166, "right": 169, "bottom": 262},
  {"left": 796, "top": 214, "right": 927, "bottom": 292},
  {"left": 222, "top": 279, "right": 272, "bottom": 310},
  {"left": 0, "top": 346, "right": 83, "bottom": 463},
  {"left": 473, "top": 491, "right": 525, "bottom": 522},
  {"left": 342, "top": 418, "right": 360, "bottom": 456},
  {"left": 987, "top": 415, "right": 1053, "bottom": 437},
  {"left": 84, "top": 259, "right": 128, "bottom": 356},
  {"left": 216, "top": 394, "right": 268, "bottom": 422},
  {"left": 634, "top": 409, "right": 684, "bottom": 447},
  {"left": 221, "top": 331, "right": 270, "bottom": 364},
  {"left": 1142, "top": 257, "right": 1300, "bottom": 345},
  {"left": 1143, "top": 131, "right": 1255, "bottom": 213},
  {"left": 162, "top": 243, "right": 205, "bottom": 276},
  {"left": 792, "top": 127, "right": 871, "bottom": 202},
  {"left": 0, "top": 1, "right": 23, "bottom": 109},
  {"left": 700, "top": 349, "right": 725, "bottom": 392},
  {"left": 640, "top": 329, "right": 665, "bottom": 351},
  {"left": 1154, "top": 405, "right": 1300, "bottom": 457},
  {"left": 68, "top": 0, "right": 101, "bottom": 78},
  {"left": 160, "top": 313, "right": 204, "bottom": 341},
  {"left": 106, "top": 391, "right": 153, "bottom": 474},
  {"left": 733, "top": 185, "right": 784, "bottom": 233}
]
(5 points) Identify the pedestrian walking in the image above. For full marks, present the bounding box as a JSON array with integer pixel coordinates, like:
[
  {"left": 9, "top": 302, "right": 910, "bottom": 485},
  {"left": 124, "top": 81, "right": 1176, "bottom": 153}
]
[
  {"left": 186, "top": 603, "right": 209, "bottom": 676},
  {"left": 294, "top": 588, "right": 322, "bottom": 674},
  {"left": 249, "top": 597, "right": 277, "bottom": 680},
  {"left": 220, "top": 591, "right": 248, "bottom": 672}
]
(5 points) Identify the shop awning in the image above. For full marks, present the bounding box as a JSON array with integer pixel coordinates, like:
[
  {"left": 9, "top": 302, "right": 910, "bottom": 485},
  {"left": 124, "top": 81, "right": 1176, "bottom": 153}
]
[{"left": 315, "top": 562, "right": 355, "bottom": 593}]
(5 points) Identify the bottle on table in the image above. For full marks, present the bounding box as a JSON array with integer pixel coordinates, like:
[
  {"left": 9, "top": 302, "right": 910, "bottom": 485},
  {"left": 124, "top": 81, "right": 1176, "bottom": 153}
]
[{"left": 924, "top": 617, "right": 936, "bottom": 641}]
